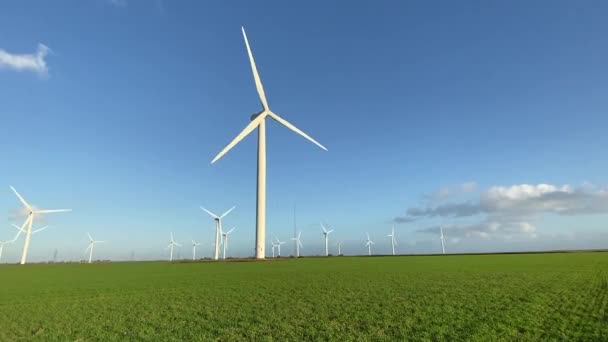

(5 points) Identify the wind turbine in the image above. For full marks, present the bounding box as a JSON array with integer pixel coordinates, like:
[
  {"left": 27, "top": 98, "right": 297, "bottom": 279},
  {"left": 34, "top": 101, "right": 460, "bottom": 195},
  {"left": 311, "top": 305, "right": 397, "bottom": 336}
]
[
  {"left": 440, "top": 226, "right": 446, "bottom": 255},
  {"left": 291, "top": 231, "right": 303, "bottom": 257},
  {"left": 210, "top": 27, "right": 327, "bottom": 260},
  {"left": 388, "top": 225, "right": 398, "bottom": 256},
  {"left": 270, "top": 240, "right": 278, "bottom": 258},
  {"left": 191, "top": 239, "right": 202, "bottom": 260},
  {"left": 0, "top": 239, "right": 14, "bottom": 263},
  {"left": 9, "top": 186, "right": 71, "bottom": 265},
  {"left": 365, "top": 233, "right": 375, "bottom": 256},
  {"left": 221, "top": 227, "right": 236, "bottom": 260},
  {"left": 336, "top": 241, "right": 343, "bottom": 256},
  {"left": 320, "top": 223, "right": 334, "bottom": 256},
  {"left": 85, "top": 233, "right": 105, "bottom": 264},
  {"left": 201, "top": 206, "right": 235, "bottom": 260},
  {"left": 167, "top": 232, "right": 181, "bottom": 262},
  {"left": 274, "top": 236, "right": 286, "bottom": 257}
]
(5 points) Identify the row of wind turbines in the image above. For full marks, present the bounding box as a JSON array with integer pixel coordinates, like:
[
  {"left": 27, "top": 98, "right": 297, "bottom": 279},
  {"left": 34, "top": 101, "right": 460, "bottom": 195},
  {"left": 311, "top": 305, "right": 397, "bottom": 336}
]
[
  {"left": 4, "top": 27, "right": 451, "bottom": 264},
  {"left": 3, "top": 184, "right": 449, "bottom": 264}
]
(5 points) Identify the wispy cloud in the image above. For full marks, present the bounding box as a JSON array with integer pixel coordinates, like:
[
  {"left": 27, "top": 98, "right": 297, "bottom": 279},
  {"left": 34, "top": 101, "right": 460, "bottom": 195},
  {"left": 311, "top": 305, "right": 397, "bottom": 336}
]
[
  {"left": 0, "top": 44, "right": 51, "bottom": 75},
  {"left": 396, "top": 183, "right": 608, "bottom": 238}
]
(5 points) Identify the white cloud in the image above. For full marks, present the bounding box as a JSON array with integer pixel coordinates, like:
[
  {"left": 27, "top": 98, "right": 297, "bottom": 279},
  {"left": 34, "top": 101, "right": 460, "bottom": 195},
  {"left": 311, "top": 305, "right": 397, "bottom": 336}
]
[
  {"left": 398, "top": 183, "right": 608, "bottom": 239},
  {"left": 0, "top": 43, "right": 50, "bottom": 75}
]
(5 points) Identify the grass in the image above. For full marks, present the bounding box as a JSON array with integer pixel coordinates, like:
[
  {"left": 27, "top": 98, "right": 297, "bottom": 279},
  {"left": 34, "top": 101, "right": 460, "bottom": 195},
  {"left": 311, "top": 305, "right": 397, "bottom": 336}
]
[{"left": 0, "top": 252, "right": 606, "bottom": 341}]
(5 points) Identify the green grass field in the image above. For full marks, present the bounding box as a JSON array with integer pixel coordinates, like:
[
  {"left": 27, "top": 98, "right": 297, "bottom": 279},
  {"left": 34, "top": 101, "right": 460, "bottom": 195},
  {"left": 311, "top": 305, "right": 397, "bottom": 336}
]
[{"left": 1, "top": 252, "right": 606, "bottom": 341}]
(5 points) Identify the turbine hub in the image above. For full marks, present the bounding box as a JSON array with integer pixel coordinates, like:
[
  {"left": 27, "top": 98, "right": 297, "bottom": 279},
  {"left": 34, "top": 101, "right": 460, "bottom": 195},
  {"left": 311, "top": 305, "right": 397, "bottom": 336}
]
[{"left": 250, "top": 110, "right": 264, "bottom": 121}]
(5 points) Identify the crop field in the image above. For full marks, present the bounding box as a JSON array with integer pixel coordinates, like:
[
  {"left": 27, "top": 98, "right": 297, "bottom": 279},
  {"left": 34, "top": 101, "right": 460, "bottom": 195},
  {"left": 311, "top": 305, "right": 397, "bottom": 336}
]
[{"left": 0, "top": 252, "right": 607, "bottom": 341}]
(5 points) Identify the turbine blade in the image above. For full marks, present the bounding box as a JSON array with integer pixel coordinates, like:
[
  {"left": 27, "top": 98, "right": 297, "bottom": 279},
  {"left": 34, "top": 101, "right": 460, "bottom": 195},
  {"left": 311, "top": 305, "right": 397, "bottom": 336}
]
[
  {"left": 9, "top": 186, "right": 31, "bottom": 210},
  {"left": 298, "top": 240, "right": 303, "bottom": 248},
  {"left": 200, "top": 207, "right": 219, "bottom": 219},
  {"left": 211, "top": 114, "right": 265, "bottom": 164},
  {"left": 226, "top": 227, "right": 235, "bottom": 235},
  {"left": 175, "top": 243, "right": 182, "bottom": 247},
  {"left": 33, "top": 226, "right": 49, "bottom": 234},
  {"left": 297, "top": 231, "right": 302, "bottom": 239},
  {"left": 241, "top": 26, "right": 269, "bottom": 110},
  {"left": 327, "top": 230, "right": 334, "bottom": 234},
  {"left": 11, "top": 224, "right": 25, "bottom": 233},
  {"left": 268, "top": 112, "right": 327, "bottom": 151},
  {"left": 321, "top": 222, "right": 327, "bottom": 233},
  {"left": 88, "top": 233, "right": 93, "bottom": 241},
  {"left": 220, "top": 206, "right": 236, "bottom": 219},
  {"left": 36, "top": 209, "right": 72, "bottom": 214}
]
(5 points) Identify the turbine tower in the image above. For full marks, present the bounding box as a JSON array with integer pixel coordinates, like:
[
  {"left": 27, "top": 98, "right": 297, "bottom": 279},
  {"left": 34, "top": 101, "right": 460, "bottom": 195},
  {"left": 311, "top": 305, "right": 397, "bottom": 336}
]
[
  {"left": 167, "top": 232, "right": 181, "bottom": 262},
  {"left": 221, "top": 227, "right": 235, "bottom": 260},
  {"left": 191, "top": 240, "right": 202, "bottom": 260},
  {"left": 365, "top": 233, "right": 375, "bottom": 256},
  {"left": 337, "top": 241, "right": 343, "bottom": 256},
  {"left": 9, "top": 186, "right": 71, "bottom": 265},
  {"left": 291, "top": 231, "right": 303, "bottom": 257},
  {"left": 387, "top": 225, "right": 397, "bottom": 256},
  {"left": 201, "top": 206, "right": 235, "bottom": 260},
  {"left": 85, "top": 233, "right": 105, "bottom": 264},
  {"left": 320, "top": 223, "right": 334, "bottom": 256},
  {"left": 210, "top": 27, "right": 327, "bottom": 260},
  {"left": 440, "top": 226, "right": 446, "bottom": 255}
]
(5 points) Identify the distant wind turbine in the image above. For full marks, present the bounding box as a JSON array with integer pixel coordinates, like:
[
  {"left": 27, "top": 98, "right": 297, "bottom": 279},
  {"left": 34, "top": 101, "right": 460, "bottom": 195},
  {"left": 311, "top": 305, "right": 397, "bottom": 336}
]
[
  {"left": 337, "top": 241, "right": 343, "bottom": 256},
  {"left": 201, "top": 206, "right": 235, "bottom": 260},
  {"left": 191, "top": 239, "right": 202, "bottom": 260},
  {"left": 274, "top": 236, "right": 286, "bottom": 257},
  {"left": 209, "top": 27, "right": 327, "bottom": 260},
  {"left": 0, "top": 239, "right": 14, "bottom": 263},
  {"left": 167, "top": 232, "right": 181, "bottom": 262},
  {"left": 365, "top": 233, "right": 375, "bottom": 256},
  {"left": 320, "top": 223, "right": 334, "bottom": 256},
  {"left": 221, "top": 227, "right": 236, "bottom": 260},
  {"left": 85, "top": 233, "right": 105, "bottom": 264},
  {"left": 291, "top": 231, "right": 303, "bottom": 257},
  {"left": 388, "top": 225, "right": 398, "bottom": 256},
  {"left": 9, "top": 186, "right": 71, "bottom": 265},
  {"left": 440, "top": 226, "right": 446, "bottom": 255},
  {"left": 270, "top": 239, "right": 279, "bottom": 258}
]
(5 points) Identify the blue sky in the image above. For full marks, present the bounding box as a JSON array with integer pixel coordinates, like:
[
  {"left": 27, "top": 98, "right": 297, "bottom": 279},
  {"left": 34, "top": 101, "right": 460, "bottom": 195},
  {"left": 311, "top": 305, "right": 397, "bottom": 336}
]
[{"left": 1, "top": 1, "right": 607, "bottom": 262}]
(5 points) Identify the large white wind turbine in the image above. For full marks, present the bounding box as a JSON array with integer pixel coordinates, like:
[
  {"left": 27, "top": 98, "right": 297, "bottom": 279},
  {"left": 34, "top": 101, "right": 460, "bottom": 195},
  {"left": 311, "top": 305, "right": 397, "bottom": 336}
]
[
  {"left": 388, "top": 225, "right": 398, "bottom": 256},
  {"left": 191, "top": 239, "right": 202, "bottom": 260},
  {"left": 440, "top": 226, "right": 446, "bottom": 255},
  {"left": 85, "top": 233, "right": 105, "bottom": 264},
  {"left": 167, "top": 232, "right": 181, "bottom": 262},
  {"left": 9, "top": 186, "right": 71, "bottom": 265},
  {"left": 210, "top": 27, "right": 327, "bottom": 260},
  {"left": 291, "top": 231, "right": 303, "bottom": 257},
  {"left": 320, "top": 223, "right": 334, "bottom": 256},
  {"left": 201, "top": 206, "right": 235, "bottom": 260},
  {"left": 365, "top": 233, "right": 375, "bottom": 256},
  {"left": 221, "top": 227, "right": 235, "bottom": 260}
]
